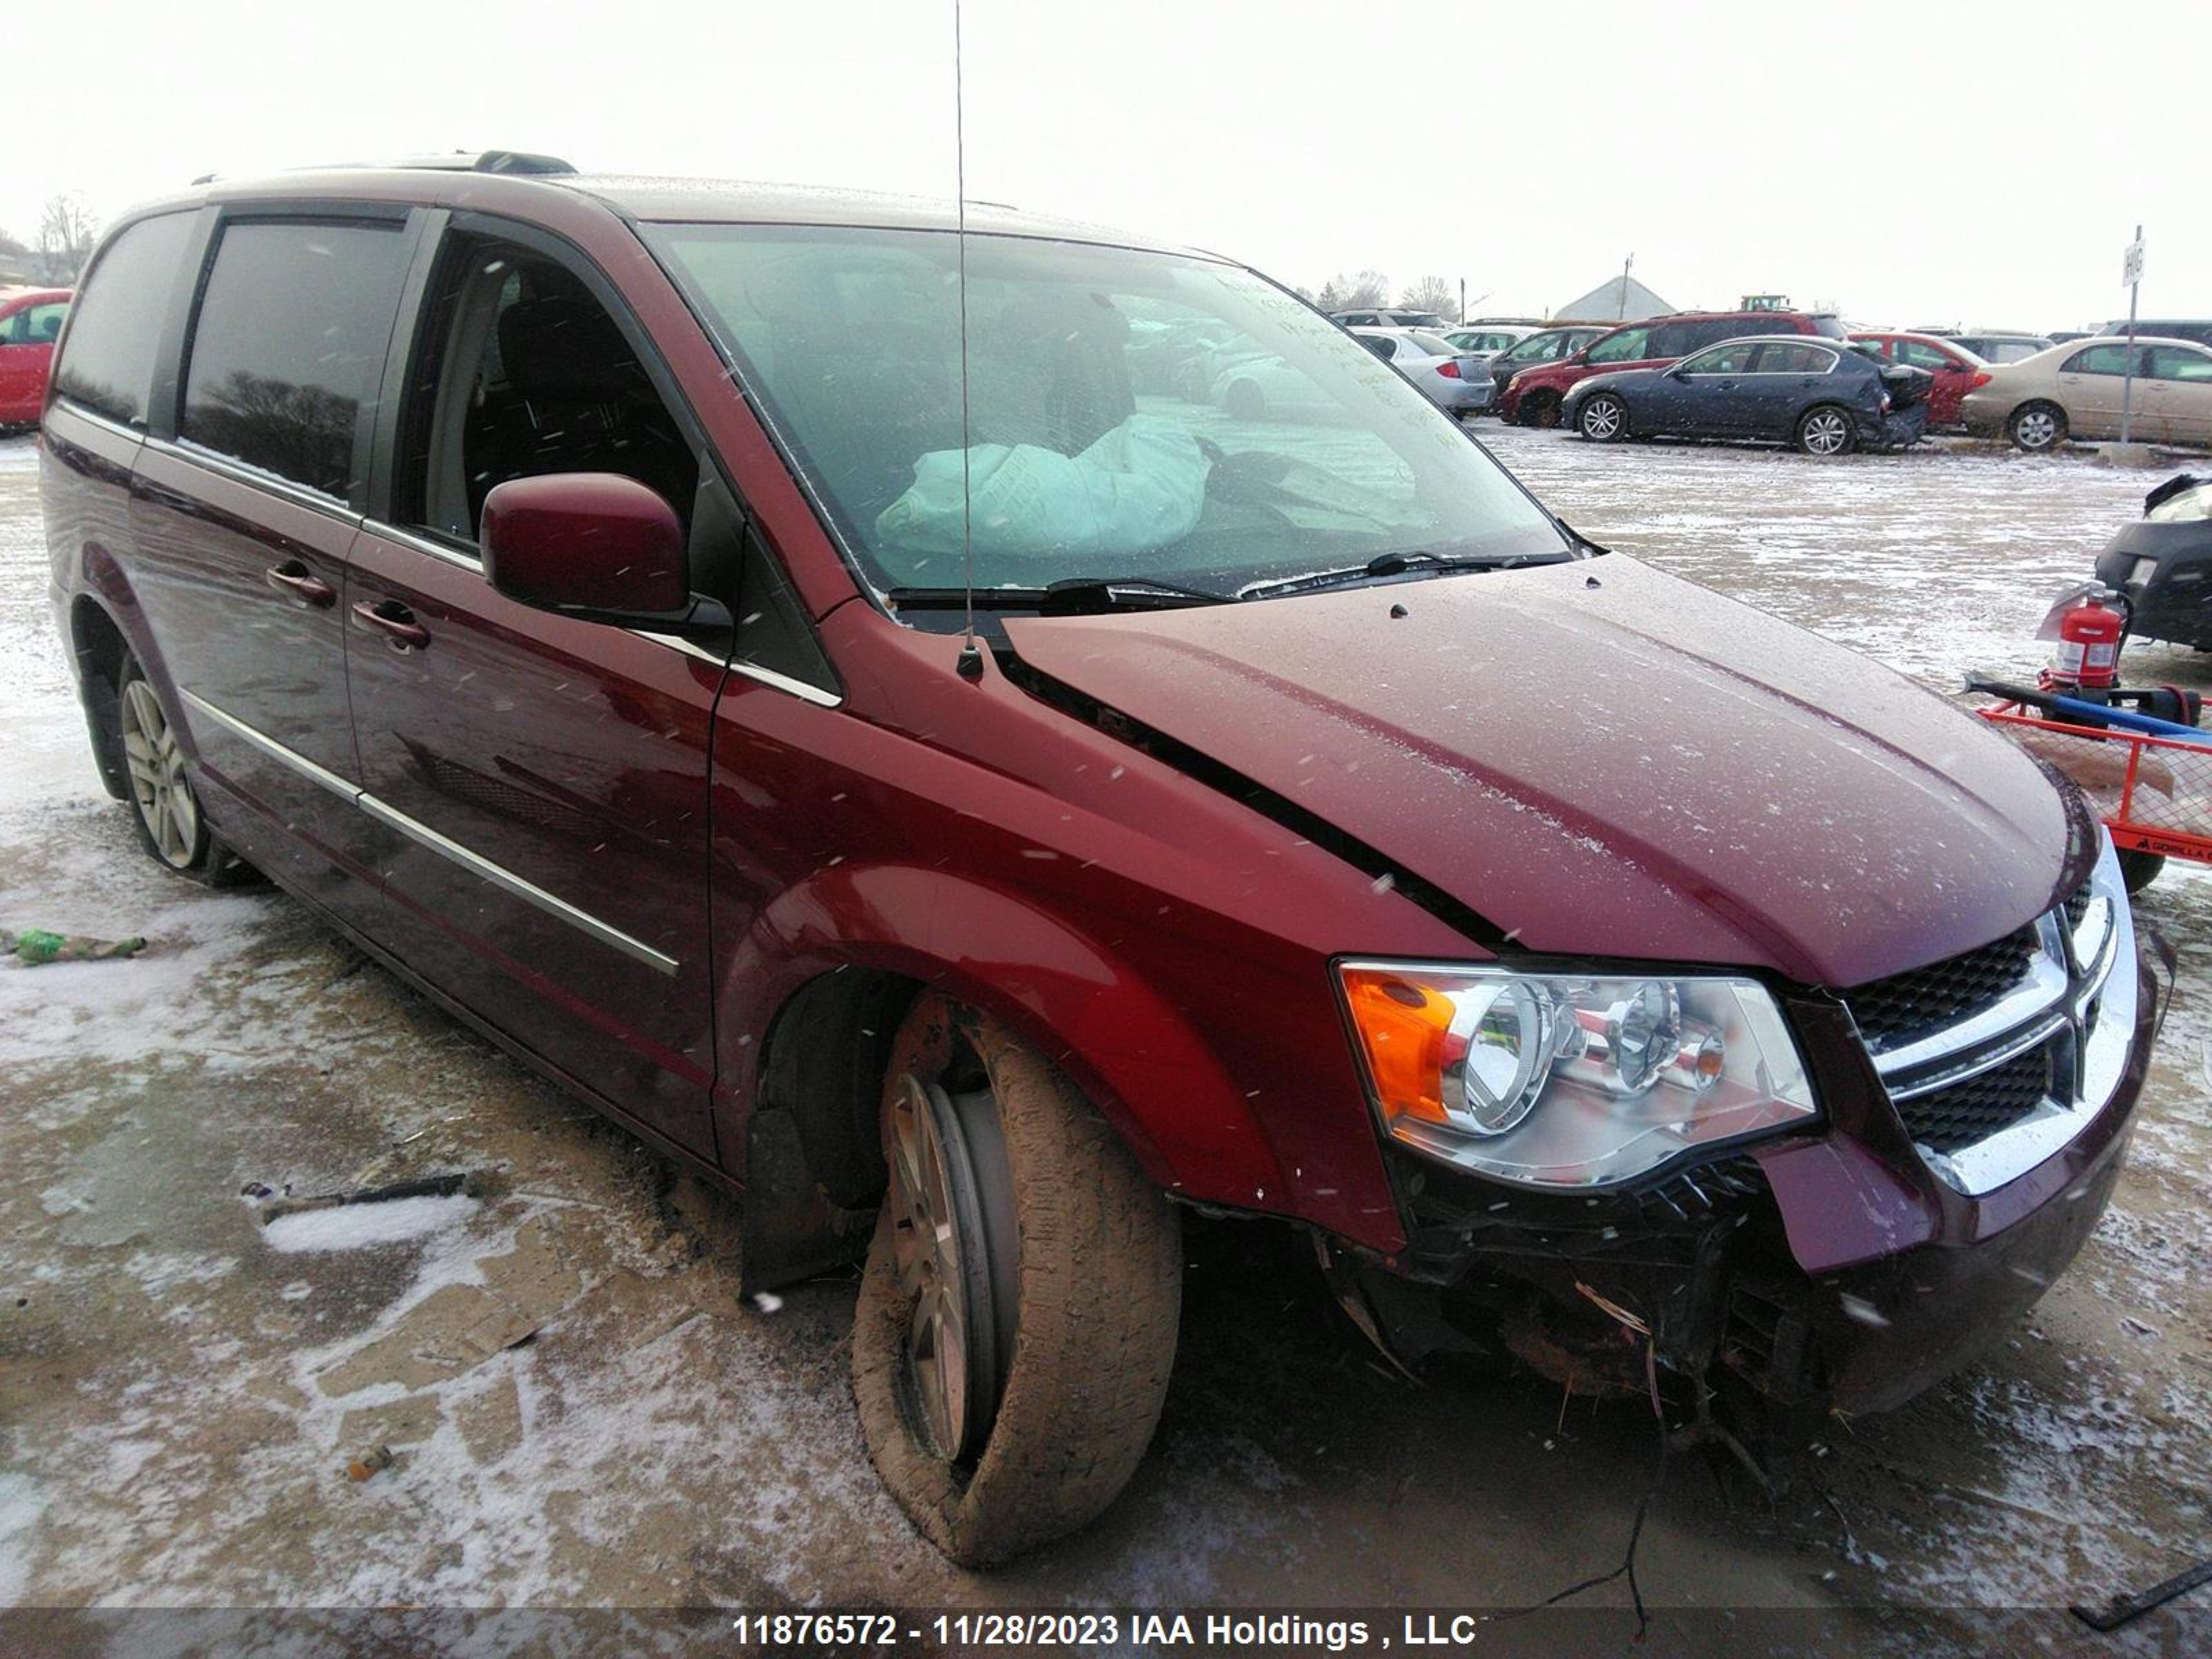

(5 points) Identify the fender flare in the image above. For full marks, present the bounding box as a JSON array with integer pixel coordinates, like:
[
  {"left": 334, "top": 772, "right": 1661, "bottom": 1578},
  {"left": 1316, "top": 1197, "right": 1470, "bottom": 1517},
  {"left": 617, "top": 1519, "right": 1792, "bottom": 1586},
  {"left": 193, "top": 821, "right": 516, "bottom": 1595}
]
[{"left": 718, "top": 861, "right": 1291, "bottom": 1206}]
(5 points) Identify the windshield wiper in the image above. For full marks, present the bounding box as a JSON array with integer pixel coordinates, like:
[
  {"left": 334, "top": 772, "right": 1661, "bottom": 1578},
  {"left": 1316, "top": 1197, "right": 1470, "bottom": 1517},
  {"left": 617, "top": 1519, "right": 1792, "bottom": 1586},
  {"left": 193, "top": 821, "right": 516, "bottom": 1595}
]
[
  {"left": 888, "top": 577, "right": 1230, "bottom": 616},
  {"left": 1237, "top": 550, "right": 1530, "bottom": 602}
]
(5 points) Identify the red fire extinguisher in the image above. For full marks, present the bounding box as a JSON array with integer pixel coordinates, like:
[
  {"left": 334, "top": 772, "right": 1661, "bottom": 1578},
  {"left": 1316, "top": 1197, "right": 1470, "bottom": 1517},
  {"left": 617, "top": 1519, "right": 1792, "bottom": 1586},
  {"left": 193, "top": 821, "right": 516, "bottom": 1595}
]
[{"left": 2040, "top": 585, "right": 2127, "bottom": 697}]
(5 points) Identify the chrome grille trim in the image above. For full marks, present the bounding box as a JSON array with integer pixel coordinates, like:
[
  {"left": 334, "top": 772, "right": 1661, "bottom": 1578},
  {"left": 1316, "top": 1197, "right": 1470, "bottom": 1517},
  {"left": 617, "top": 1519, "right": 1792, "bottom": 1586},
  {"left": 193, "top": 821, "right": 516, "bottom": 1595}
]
[{"left": 1851, "top": 836, "right": 2136, "bottom": 1197}]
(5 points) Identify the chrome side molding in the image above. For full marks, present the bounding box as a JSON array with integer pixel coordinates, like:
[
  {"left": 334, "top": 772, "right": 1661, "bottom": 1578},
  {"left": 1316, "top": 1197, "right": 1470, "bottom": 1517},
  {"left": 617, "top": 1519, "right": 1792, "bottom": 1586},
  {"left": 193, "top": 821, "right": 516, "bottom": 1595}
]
[{"left": 179, "top": 689, "right": 679, "bottom": 977}]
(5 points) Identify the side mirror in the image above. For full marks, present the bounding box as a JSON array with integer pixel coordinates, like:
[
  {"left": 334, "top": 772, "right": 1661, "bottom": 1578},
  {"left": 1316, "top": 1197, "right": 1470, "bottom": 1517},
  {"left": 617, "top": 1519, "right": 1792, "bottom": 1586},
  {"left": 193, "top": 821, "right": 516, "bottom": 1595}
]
[{"left": 482, "top": 473, "right": 722, "bottom": 632}]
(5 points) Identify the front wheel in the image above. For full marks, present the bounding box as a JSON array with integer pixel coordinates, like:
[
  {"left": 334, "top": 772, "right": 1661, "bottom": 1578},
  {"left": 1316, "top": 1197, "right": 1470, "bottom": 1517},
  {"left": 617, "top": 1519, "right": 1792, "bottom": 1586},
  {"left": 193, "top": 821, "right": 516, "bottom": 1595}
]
[
  {"left": 852, "top": 995, "right": 1182, "bottom": 1566},
  {"left": 1577, "top": 393, "right": 1629, "bottom": 443},
  {"left": 2009, "top": 401, "right": 2067, "bottom": 452},
  {"left": 1521, "top": 391, "right": 1562, "bottom": 429},
  {"left": 1223, "top": 378, "right": 1264, "bottom": 422},
  {"left": 1795, "top": 404, "right": 1857, "bottom": 457},
  {"left": 114, "top": 655, "right": 254, "bottom": 886},
  {"left": 2118, "top": 848, "right": 2166, "bottom": 894}
]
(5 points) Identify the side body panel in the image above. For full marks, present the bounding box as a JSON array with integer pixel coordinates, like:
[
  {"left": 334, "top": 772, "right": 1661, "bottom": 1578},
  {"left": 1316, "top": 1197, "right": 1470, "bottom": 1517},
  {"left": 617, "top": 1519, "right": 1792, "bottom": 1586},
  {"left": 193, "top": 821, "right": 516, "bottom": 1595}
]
[{"left": 344, "top": 524, "right": 724, "bottom": 1159}]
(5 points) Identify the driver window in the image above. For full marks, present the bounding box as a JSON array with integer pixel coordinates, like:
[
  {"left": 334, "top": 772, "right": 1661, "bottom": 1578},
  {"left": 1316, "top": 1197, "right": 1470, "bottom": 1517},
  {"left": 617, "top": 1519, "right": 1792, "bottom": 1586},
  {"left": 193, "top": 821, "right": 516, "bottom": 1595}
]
[
  {"left": 401, "top": 237, "right": 698, "bottom": 546},
  {"left": 1687, "top": 342, "right": 1758, "bottom": 375}
]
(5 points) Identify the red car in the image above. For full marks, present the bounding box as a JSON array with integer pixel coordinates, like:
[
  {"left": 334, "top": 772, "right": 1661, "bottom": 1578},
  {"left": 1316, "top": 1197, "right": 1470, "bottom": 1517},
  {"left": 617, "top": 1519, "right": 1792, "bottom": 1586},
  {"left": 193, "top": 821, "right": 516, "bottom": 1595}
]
[
  {"left": 0, "top": 285, "right": 70, "bottom": 427},
  {"left": 41, "top": 160, "right": 2153, "bottom": 1566},
  {"left": 1500, "top": 308, "right": 1848, "bottom": 427},
  {"left": 1849, "top": 331, "right": 1994, "bottom": 428}
]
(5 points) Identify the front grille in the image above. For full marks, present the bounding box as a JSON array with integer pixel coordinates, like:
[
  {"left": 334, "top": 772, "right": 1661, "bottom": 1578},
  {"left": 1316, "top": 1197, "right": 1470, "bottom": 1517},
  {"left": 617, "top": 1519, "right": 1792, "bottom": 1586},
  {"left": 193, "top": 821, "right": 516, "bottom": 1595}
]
[
  {"left": 1844, "top": 926, "right": 2041, "bottom": 1049},
  {"left": 1897, "top": 1040, "right": 2053, "bottom": 1154}
]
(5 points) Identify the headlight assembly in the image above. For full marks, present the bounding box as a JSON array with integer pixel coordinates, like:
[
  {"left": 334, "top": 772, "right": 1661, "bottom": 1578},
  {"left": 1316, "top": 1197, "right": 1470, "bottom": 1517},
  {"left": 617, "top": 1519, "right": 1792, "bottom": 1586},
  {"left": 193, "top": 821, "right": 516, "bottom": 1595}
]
[{"left": 1338, "top": 961, "right": 1817, "bottom": 1189}]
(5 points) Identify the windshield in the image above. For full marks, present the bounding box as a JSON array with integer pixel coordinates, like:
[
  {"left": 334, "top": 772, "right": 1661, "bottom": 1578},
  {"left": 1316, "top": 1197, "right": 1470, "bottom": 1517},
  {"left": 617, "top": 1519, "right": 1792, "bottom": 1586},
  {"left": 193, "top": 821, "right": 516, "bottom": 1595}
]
[{"left": 645, "top": 224, "right": 1568, "bottom": 607}]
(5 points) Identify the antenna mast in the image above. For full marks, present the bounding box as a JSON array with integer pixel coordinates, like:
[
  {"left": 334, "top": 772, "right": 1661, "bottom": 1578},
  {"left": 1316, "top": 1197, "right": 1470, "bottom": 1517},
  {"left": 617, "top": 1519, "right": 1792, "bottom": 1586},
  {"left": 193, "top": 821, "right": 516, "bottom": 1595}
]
[{"left": 953, "top": 0, "right": 983, "bottom": 680}]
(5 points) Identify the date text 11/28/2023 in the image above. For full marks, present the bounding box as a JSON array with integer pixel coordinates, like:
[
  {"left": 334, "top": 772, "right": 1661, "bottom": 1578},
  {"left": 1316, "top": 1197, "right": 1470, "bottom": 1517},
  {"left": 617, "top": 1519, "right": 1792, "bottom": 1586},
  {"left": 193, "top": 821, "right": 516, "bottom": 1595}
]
[{"left": 727, "top": 1612, "right": 1494, "bottom": 1649}]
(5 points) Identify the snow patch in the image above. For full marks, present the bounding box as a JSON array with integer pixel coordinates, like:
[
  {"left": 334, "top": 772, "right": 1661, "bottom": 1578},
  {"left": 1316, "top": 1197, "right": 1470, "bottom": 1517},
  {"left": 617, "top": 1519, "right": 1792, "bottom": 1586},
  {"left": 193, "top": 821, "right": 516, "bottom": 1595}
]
[{"left": 260, "top": 1194, "right": 480, "bottom": 1254}]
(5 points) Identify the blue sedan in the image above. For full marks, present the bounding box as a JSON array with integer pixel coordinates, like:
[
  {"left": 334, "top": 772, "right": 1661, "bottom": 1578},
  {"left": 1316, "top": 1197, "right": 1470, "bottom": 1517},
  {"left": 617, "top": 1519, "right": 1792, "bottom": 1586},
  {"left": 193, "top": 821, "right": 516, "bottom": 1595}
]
[{"left": 1563, "top": 337, "right": 1931, "bottom": 456}]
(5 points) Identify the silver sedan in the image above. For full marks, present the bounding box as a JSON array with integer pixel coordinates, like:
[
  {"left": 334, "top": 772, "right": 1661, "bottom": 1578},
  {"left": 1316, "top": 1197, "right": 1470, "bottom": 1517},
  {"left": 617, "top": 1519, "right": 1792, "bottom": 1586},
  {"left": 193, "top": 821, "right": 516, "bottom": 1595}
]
[{"left": 1350, "top": 326, "right": 1492, "bottom": 415}]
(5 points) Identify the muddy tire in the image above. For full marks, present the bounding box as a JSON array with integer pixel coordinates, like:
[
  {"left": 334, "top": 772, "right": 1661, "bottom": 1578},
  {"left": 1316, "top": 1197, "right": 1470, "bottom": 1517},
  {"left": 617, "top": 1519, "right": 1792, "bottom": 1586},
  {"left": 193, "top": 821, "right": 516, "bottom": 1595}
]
[
  {"left": 2117, "top": 848, "right": 2166, "bottom": 894},
  {"left": 114, "top": 655, "right": 255, "bottom": 888},
  {"left": 1521, "top": 390, "right": 1562, "bottom": 429},
  {"left": 1795, "top": 404, "right": 1857, "bottom": 457},
  {"left": 1577, "top": 393, "right": 1629, "bottom": 442},
  {"left": 2009, "top": 401, "right": 2067, "bottom": 452},
  {"left": 852, "top": 995, "right": 1181, "bottom": 1566}
]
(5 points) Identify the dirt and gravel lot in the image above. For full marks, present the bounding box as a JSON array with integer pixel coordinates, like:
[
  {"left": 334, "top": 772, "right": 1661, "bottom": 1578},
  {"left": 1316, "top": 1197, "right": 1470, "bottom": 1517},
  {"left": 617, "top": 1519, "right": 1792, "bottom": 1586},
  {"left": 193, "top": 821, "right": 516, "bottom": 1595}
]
[{"left": 3, "top": 425, "right": 2209, "bottom": 1656}]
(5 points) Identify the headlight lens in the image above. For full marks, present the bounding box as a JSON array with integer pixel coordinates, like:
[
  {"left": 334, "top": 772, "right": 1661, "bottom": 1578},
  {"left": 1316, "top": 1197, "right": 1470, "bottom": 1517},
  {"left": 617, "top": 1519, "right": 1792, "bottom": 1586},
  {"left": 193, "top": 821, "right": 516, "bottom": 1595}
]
[{"left": 1338, "top": 962, "right": 1817, "bottom": 1188}]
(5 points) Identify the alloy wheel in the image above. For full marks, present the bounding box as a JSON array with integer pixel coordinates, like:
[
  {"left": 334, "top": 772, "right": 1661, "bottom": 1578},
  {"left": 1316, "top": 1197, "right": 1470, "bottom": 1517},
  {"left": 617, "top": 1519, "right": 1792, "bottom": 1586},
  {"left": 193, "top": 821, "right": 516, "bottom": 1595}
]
[
  {"left": 886, "top": 1071, "right": 1006, "bottom": 1463},
  {"left": 120, "top": 679, "right": 199, "bottom": 868},
  {"left": 2015, "top": 409, "right": 2059, "bottom": 450},
  {"left": 1580, "top": 397, "right": 1624, "bottom": 440},
  {"left": 1801, "top": 409, "right": 1850, "bottom": 456}
]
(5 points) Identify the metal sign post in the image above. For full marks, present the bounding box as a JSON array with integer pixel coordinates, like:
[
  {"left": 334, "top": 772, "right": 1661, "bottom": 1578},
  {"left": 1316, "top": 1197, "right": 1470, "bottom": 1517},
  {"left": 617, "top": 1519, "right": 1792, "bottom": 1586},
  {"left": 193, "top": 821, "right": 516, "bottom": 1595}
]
[{"left": 2120, "top": 225, "right": 2144, "bottom": 444}]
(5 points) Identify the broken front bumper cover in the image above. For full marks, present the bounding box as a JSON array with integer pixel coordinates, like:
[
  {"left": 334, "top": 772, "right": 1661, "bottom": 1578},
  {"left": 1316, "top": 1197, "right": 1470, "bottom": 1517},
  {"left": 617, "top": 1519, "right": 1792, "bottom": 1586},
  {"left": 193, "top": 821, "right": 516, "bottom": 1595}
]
[{"left": 1339, "top": 952, "right": 2155, "bottom": 1416}]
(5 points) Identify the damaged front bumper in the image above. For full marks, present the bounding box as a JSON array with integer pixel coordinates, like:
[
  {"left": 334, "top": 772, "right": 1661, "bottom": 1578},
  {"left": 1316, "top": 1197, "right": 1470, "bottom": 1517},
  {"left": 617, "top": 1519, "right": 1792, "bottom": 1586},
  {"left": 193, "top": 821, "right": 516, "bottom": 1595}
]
[{"left": 1331, "top": 951, "right": 2157, "bottom": 1418}]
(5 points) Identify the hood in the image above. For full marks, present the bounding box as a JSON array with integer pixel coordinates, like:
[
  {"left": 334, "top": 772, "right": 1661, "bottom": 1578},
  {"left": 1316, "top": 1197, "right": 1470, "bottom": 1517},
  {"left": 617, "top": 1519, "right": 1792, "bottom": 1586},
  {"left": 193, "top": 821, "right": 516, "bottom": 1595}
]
[{"left": 1004, "top": 557, "right": 2086, "bottom": 988}]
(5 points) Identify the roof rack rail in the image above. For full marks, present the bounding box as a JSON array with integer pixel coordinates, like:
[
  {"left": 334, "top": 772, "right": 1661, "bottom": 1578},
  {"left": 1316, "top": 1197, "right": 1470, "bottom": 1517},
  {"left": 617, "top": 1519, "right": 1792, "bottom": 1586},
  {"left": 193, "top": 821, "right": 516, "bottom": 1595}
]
[
  {"left": 385, "top": 150, "right": 579, "bottom": 176},
  {"left": 190, "top": 151, "right": 578, "bottom": 188}
]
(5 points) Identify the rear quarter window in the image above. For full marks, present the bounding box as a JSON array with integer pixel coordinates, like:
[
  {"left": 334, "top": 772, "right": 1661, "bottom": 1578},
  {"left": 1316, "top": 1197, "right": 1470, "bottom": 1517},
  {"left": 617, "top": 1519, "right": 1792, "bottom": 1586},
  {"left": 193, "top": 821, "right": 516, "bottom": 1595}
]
[
  {"left": 180, "top": 219, "right": 413, "bottom": 498},
  {"left": 51, "top": 212, "right": 196, "bottom": 426}
]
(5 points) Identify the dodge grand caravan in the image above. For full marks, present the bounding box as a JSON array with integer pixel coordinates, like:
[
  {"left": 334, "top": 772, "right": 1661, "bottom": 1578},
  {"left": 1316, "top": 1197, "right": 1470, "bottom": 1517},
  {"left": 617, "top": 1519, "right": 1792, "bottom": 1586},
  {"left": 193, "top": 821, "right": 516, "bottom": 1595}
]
[{"left": 41, "top": 155, "right": 2154, "bottom": 1567}]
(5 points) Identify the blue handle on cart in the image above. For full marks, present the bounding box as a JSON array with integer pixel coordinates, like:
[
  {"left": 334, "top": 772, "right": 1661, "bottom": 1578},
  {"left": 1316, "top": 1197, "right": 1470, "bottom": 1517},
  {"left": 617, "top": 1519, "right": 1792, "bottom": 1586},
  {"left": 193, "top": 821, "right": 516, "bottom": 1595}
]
[{"left": 2044, "top": 691, "right": 2212, "bottom": 746}]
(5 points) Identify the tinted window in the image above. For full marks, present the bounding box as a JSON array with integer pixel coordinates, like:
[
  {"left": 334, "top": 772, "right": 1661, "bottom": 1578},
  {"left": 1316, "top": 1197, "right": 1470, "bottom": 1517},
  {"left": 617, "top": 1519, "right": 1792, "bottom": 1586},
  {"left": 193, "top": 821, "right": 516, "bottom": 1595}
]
[
  {"left": 51, "top": 213, "right": 195, "bottom": 425},
  {"left": 1679, "top": 341, "right": 1758, "bottom": 374},
  {"left": 1584, "top": 326, "right": 1653, "bottom": 364},
  {"left": 1360, "top": 335, "right": 1398, "bottom": 360},
  {"left": 1808, "top": 317, "right": 1848, "bottom": 339},
  {"left": 181, "top": 220, "right": 412, "bottom": 498},
  {"left": 2146, "top": 346, "right": 2212, "bottom": 382},
  {"left": 2064, "top": 344, "right": 2134, "bottom": 376},
  {"left": 1756, "top": 342, "right": 1835, "bottom": 374}
]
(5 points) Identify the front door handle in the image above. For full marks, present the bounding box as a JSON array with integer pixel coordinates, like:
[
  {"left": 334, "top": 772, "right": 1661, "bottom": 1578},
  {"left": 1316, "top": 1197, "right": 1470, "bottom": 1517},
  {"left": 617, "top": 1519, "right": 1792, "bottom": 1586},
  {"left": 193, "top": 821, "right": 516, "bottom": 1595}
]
[
  {"left": 265, "top": 560, "right": 335, "bottom": 608},
  {"left": 351, "top": 598, "right": 431, "bottom": 653}
]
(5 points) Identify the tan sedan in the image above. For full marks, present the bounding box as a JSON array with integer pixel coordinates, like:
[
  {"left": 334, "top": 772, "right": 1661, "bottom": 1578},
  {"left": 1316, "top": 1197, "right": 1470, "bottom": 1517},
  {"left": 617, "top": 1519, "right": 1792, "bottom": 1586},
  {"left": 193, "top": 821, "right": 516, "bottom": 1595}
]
[{"left": 1959, "top": 335, "right": 2212, "bottom": 451}]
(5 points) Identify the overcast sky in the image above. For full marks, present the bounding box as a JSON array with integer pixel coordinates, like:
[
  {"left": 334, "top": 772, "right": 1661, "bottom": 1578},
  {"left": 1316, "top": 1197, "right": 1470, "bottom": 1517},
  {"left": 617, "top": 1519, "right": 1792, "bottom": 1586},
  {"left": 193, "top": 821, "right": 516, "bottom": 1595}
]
[{"left": 11, "top": 0, "right": 2202, "bottom": 328}]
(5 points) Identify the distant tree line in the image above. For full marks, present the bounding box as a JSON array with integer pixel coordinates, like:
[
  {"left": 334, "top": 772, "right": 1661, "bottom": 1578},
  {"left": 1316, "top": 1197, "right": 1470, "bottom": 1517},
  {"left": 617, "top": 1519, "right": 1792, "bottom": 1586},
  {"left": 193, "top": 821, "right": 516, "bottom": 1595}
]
[
  {"left": 1313, "top": 270, "right": 1460, "bottom": 319},
  {"left": 0, "top": 194, "right": 100, "bottom": 285}
]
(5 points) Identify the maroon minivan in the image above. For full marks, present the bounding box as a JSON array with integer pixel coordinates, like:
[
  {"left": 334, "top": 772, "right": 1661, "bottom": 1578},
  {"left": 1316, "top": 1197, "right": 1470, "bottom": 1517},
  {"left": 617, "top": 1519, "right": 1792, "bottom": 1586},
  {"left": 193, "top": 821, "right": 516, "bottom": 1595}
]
[{"left": 41, "top": 156, "right": 2153, "bottom": 1566}]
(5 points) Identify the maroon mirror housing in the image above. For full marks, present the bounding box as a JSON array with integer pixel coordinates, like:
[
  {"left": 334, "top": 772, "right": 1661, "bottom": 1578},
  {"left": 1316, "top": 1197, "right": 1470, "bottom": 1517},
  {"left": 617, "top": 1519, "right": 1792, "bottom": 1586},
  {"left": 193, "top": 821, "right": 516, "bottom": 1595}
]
[{"left": 480, "top": 473, "right": 691, "bottom": 621}]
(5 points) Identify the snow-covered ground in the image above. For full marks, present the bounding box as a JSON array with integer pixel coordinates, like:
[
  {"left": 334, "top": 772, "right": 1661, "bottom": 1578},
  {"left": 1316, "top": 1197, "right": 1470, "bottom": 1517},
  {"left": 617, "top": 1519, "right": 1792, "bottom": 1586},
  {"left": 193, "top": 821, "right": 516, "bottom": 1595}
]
[{"left": 3, "top": 426, "right": 2209, "bottom": 1653}]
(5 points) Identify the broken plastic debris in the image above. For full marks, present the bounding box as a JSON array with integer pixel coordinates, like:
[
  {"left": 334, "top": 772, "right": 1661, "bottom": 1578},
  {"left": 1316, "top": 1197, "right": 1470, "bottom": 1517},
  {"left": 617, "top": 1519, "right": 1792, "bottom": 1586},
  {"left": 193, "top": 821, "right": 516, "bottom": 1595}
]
[
  {"left": 345, "top": 1443, "right": 394, "bottom": 1482},
  {"left": 3, "top": 928, "right": 149, "bottom": 965},
  {"left": 1837, "top": 1293, "right": 1891, "bottom": 1329}
]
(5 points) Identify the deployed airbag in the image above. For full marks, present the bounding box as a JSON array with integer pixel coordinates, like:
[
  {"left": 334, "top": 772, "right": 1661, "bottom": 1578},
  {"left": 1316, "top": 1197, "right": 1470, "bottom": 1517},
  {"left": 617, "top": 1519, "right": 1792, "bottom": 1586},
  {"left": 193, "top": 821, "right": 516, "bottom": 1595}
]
[{"left": 876, "top": 415, "right": 1209, "bottom": 565}]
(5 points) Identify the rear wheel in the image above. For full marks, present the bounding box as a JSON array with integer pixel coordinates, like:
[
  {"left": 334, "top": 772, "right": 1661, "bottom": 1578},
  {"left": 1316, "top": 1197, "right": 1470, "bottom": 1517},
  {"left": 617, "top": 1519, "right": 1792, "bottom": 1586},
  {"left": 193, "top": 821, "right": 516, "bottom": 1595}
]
[
  {"left": 1577, "top": 393, "right": 1628, "bottom": 443},
  {"left": 114, "top": 655, "right": 254, "bottom": 886},
  {"left": 852, "top": 995, "right": 1182, "bottom": 1566},
  {"left": 2009, "top": 401, "right": 2067, "bottom": 451},
  {"left": 1795, "top": 404, "right": 1857, "bottom": 457},
  {"left": 2118, "top": 848, "right": 2166, "bottom": 894}
]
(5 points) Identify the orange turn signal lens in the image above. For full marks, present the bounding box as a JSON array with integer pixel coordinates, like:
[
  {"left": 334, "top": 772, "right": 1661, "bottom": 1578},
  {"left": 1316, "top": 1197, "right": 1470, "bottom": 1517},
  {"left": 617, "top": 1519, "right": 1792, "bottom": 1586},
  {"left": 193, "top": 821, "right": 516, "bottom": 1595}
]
[{"left": 1340, "top": 966, "right": 1454, "bottom": 1126}]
